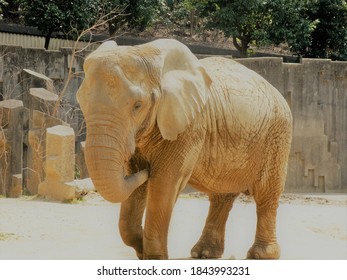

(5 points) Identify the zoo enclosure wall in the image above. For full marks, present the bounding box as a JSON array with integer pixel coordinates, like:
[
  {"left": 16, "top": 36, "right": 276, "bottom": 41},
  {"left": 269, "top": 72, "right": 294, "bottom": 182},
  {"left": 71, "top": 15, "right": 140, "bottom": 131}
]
[{"left": 0, "top": 40, "right": 346, "bottom": 194}]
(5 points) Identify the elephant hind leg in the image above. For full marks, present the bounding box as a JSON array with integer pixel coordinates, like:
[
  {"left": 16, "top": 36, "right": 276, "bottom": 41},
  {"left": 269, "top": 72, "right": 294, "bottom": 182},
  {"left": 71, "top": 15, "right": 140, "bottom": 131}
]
[
  {"left": 247, "top": 206, "right": 281, "bottom": 259},
  {"left": 247, "top": 130, "right": 290, "bottom": 259},
  {"left": 247, "top": 175, "right": 283, "bottom": 259},
  {"left": 191, "top": 192, "right": 239, "bottom": 259},
  {"left": 247, "top": 176, "right": 282, "bottom": 259}
]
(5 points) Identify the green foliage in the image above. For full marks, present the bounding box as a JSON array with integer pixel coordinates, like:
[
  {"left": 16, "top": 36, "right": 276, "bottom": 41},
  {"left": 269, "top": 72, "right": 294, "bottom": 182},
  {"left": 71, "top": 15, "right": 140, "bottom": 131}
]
[
  {"left": 0, "top": 1, "right": 21, "bottom": 23},
  {"left": 202, "top": 0, "right": 346, "bottom": 60},
  {"left": 200, "top": 0, "right": 273, "bottom": 56},
  {"left": 160, "top": 0, "right": 212, "bottom": 36},
  {"left": 17, "top": 0, "right": 99, "bottom": 48},
  {"left": 304, "top": 0, "right": 347, "bottom": 60},
  {"left": 128, "top": 0, "right": 162, "bottom": 30},
  {"left": 100, "top": 0, "right": 162, "bottom": 35},
  {"left": 201, "top": 0, "right": 315, "bottom": 57},
  {"left": 2, "top": 0, "right": 346, "bottom": 60},
  {"left": 265, "top": 0, "right": 318, "bottom": 56},
  {"left": 0, "top": 0, "right": 7, "bottom": 20}
]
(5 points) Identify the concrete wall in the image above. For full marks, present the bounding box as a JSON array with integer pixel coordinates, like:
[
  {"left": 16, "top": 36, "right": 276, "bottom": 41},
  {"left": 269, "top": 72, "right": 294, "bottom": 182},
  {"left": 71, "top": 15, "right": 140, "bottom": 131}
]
[
  {"left": 0, "top": 45, "right": 85, "bottom": 107},
  {"left": 0, "top": 45, "right": 346, "bottom": 193},
  {"left": 237, "top": 58, "right": 346, "bottom": 192}
]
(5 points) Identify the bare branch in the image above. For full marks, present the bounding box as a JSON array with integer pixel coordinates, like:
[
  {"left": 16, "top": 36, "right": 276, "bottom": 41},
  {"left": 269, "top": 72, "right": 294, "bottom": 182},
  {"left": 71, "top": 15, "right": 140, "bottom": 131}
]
[{"left": 52, "top": 6, "right": 127, "bottom": 118}]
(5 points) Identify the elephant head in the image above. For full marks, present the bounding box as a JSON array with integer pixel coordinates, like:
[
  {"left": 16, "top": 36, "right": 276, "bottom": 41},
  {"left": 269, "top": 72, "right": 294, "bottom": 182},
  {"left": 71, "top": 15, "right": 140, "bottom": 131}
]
[{"left": 77, "top": 39, "right": 212, "bottom": 203}]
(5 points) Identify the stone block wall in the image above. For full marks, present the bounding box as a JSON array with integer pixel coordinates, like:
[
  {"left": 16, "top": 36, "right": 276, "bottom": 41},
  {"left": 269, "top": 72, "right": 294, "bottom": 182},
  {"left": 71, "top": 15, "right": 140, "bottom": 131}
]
[{"left": 1, "top": 44, "right": 347, "bottom": 193}]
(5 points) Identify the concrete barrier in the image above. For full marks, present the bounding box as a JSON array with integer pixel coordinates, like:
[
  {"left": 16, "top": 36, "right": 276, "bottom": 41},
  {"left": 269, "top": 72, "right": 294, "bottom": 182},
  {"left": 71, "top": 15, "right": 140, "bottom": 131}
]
[{"left": 0, "top": 44, "right": 346, "bottom": 193}]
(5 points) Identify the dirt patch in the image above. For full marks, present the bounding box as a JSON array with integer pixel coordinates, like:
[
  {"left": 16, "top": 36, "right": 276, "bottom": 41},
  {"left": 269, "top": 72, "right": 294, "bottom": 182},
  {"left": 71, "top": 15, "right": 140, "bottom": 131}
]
[
  {"left": 184, "top": 192, "right": 347, "bottom": 206},
  {"left": 0, "top": 192, "right": 346, "bottom": 260},
  {"left": 0, "top": 232, "right": 21, "bottom": 241}
]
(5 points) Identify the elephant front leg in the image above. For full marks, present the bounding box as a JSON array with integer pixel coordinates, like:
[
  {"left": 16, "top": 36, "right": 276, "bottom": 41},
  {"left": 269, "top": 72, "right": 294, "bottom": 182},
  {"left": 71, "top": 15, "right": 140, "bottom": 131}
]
[
  {"left": 142, "top": 175, "right": 188, "bottom": 260},
  {"left": 191, "top": 193, "right": 238, "bottom": 259},
  {"left": 119, "top": 184, "right": 147, "bottom": 259}
]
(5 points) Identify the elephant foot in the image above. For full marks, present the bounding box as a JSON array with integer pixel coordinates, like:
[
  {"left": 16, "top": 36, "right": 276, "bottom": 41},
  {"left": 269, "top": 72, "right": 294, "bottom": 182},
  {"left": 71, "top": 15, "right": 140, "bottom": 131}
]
[
  {"left": 136, "top": 251, "right": 143, "bottom": 260},
  {"left": 137, "top": 249, "right": 169, "bottom": 260},
  {"left": 247, "top": 242, "right": 280, "bottom": 259},
  {"left": 120, "top": 232, "right": 144, "bottom": 260},
  {"left": 143, "top": 253, "right": 168, "bottom": 260},
  {"left": 191, "top": 239, "right": 224, "bottom": 259}
]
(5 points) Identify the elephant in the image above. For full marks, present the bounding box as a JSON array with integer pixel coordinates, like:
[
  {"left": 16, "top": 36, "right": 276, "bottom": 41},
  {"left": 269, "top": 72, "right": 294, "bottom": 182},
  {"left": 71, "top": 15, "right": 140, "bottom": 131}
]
[{"left": 77, "top": 39, "right": 292, "bottom": 260}]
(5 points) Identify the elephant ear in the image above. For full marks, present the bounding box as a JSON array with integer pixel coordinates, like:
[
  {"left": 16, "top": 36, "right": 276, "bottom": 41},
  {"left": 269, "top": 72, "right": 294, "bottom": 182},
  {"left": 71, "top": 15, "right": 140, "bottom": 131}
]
[{"left": 154, "top": 39, "right": 212, "bottom": 141}]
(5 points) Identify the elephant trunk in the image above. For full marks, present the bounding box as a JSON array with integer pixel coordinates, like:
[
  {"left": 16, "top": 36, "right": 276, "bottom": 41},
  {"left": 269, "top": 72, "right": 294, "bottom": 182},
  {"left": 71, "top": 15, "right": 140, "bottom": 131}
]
[{"left": 84, "top": 125, "right": 148, "bottom": 203}]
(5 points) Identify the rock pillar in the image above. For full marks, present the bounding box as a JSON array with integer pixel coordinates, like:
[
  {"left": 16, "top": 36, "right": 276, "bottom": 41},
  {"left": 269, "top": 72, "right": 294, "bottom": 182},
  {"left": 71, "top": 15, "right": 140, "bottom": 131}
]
[
  {"left": 0, "top": 100, "right": 25, "bottom": 197},
  {"left": 20, "top": 69, "right": 54, "bottom": 109},
  {"left": 29, "top": 88, "right": 58, "bottom": 116},
  {"left": 38, "top": 125, "right": 76, "bottom": 201}
]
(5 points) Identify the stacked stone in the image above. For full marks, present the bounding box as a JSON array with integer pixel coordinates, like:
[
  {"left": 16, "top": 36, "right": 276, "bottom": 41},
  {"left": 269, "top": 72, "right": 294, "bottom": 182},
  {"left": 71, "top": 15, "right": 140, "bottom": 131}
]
[{"left": 0, "top": 69, "right": 91, "bottom": 199}]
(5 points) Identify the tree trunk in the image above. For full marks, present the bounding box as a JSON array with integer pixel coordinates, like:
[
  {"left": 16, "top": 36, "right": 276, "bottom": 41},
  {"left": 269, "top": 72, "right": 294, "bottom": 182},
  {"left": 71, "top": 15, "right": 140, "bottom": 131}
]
[
  {"left": 44, "top": 31, "right": 53, "bottom": 50},
  {"left": 190, "top": 9, "right": 195, "bottom": 36},
  {"left": 233, "top": 36, "right": 249, "bottom": 58}
]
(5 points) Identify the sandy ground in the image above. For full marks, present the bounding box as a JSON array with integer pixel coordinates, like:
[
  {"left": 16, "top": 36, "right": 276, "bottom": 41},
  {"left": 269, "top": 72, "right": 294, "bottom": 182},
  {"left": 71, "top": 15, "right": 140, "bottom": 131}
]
[{"left": 0, "top": 192, "right": 346, "bottom": 260}]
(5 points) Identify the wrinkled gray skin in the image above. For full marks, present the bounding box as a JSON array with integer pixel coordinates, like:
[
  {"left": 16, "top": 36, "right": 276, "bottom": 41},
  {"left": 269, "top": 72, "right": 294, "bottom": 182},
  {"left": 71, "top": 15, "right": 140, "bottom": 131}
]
[{"left": 77, "top": 39, "right": 292, "bottom": 260}]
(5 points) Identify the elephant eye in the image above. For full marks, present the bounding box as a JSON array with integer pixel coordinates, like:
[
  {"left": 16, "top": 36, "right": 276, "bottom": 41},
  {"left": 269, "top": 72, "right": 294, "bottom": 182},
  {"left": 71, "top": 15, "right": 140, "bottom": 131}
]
[{"left": 133, "top": 101, "right": 142, "bottom": 111}]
